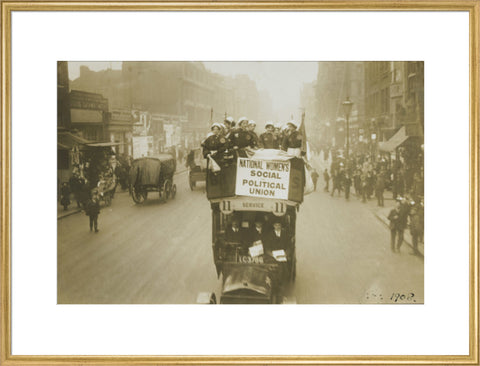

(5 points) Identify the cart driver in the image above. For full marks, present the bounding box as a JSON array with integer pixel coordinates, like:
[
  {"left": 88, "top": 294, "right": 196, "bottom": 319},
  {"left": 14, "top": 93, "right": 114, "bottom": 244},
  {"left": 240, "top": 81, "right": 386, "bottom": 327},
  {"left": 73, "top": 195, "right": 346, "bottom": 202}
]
[
  {"left": 264, "top": 218, "right": 291, "bottom": 260},
  {"left": 249, "top": 215, "right": 267, "bottom": 245},
  {"left": 225, "top": 216, "right": 249, "bottom": 248}
]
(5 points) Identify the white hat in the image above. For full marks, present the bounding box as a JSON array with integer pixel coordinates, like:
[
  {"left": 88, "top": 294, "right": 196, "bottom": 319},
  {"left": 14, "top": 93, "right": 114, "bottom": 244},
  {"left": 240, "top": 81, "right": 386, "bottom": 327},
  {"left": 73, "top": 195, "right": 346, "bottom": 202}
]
[
  {"left": 211, "top": 123, "right": 222, "bottom": 130},
  {"left": 265, "top": 122, "right": 274, "bottom": 128},
  {"left": 287, "top": 120, "right": 297, "bottom": 128},
  {"left": 225, "top": 116, "right": 234, "bottom": 123},
  {"left": 238, "top": 116, "right": 248, "bottom": 124},
  {"left": 248, "top": 120, "right": 256, "bottom": 126}
]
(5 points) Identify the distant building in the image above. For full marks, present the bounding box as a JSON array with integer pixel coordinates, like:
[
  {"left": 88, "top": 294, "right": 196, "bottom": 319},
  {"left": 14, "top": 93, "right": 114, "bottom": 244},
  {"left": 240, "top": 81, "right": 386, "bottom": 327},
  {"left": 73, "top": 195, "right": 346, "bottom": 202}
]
[
  {"left": 57, "top": 61, "right": 71, "bottom": 130},
  {"left": 70, "top": 62, "right": 272, "bottom": 150},
  {"left": 300, "top": 81, "right": 319, "bottom": 148},
  {"left": 69, "top": 90, "right": 109, "bottom": 142},
  {"left": 364, "top": 61, "right": 392, "bottom": 141},
  {"left": 315, "top": 62, "right": 365, "bottom": 148},
  {"left": 108, "top": 109, "right": 133, "bottom": 156},
  {"left": 365, "top": 61, "right": 424, "bottom": 140}
]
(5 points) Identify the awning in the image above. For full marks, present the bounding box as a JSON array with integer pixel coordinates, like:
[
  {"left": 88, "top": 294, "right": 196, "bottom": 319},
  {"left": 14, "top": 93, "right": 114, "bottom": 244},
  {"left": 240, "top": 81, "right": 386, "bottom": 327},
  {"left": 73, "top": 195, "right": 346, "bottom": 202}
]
[
  {"left": 379, "top": 126, "right": 409, "bottom": 152},
  {"left": 86, "top": 142, "right": 122, "bottom": 147},
  {"left": 57, "top": 142, "right": 70, "bottom": 150},
  {"left": 57, "top": 131, "right": 92, "bottom": 150}
]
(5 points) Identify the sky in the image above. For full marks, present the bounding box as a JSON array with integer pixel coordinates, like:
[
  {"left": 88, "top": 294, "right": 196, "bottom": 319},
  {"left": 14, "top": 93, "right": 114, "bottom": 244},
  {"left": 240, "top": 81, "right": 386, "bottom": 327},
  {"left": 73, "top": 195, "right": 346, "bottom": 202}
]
[
  {"left": 68, "top": 61, "right": 318, "bottom": 121},
  {"left": 203, "top": 62, "right": 317, "bottom": 121}
]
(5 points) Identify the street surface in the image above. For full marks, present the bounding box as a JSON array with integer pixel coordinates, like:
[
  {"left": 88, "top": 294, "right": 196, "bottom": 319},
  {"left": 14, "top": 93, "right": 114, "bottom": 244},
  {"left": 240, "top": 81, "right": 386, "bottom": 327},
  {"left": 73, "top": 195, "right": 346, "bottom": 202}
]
[{"left": 58, "top": 168, "right": 424, "bottom": 304}]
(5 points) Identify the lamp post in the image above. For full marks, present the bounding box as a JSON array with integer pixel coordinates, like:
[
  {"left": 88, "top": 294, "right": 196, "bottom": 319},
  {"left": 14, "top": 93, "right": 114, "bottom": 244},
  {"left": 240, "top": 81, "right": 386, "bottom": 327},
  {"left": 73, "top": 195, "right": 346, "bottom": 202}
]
[{"left": 342, "top": 97, "right": 354, "bottom": 169}]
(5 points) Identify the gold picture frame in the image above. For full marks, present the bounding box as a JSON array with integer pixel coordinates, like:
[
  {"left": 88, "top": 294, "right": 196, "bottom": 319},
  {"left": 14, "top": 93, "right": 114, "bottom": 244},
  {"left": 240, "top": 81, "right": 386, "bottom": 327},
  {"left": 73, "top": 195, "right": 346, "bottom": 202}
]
[{"left": 1, "top": 1, "right": 479, "bottom": 364}]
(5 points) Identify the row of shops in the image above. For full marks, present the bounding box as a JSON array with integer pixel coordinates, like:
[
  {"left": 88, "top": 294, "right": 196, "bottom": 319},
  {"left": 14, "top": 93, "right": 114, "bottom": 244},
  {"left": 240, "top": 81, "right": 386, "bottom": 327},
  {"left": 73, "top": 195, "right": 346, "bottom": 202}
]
[{"left": 58, "top": 90, "right": 208, "bottom": 193}]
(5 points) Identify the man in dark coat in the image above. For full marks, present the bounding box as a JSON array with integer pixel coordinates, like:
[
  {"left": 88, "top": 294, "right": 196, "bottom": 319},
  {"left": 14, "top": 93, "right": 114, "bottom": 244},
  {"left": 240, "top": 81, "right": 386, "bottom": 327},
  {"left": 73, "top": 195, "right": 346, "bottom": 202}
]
[
  {"left": 85, "top": 190, "right": 101, "bottom": 233},
  {"left": 331, "top": 169, "right": 344, "bottom": 197},
  {"left": 259, "top": 122, "right": 280, "bottom": 149},
  {"left": 375, "top": 171, "right": 386, "bottom": 207},
  {"left": 409, "top": 202, "right": 423, "bottom": 255},
  {"left": 353, "top": 169, "right": 361, "bottom": 197},
  {"left": 388, "top": 199, "right": 409, "bottom": 252},
  {"left": 311, "top": 169, "right": 319, "bottom": 191},
  {"left": 323, "top": 169, "right": 330, "bottom": 192},
  {"left": 249, "top": 217, "right": 267, "bottom": 246},
  {"left": 264, "top": 220, "right": 291, "bottom": 259},
  {"left": 225, "top": 217, "right": 248, "bottom": 245},
  {"left": 344, "top": 174, "right": 352, "bottom": 200}
]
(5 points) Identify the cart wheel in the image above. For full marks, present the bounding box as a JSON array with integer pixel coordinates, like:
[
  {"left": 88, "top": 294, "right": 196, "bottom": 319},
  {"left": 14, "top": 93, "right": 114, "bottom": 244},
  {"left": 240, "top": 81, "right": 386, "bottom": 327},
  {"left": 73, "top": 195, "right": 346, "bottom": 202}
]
[
  {"left": 171, "top": 184, "right": 177, "bottom": 199},
  {"left": 132, "top": 187, "right": 146, "bottom": 204},
  {"left": 163, "top": 180, "right": 171, "bottom": 201}
]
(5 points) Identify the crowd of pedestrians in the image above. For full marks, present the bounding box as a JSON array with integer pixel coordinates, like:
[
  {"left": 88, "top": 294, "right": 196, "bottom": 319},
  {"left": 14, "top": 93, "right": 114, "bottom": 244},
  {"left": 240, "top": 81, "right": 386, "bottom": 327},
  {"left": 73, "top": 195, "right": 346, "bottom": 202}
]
[
  {"left": 59, "top": 154, "right": 135, "bottom": 233},
  {"left": 316, "top": 146, "right": 424, "bottom": 256}
]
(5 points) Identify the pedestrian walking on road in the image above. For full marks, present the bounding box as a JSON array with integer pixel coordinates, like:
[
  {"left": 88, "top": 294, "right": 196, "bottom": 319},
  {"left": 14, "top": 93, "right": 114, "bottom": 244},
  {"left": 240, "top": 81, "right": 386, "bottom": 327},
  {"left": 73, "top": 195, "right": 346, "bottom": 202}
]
[
  {"left": 375, "top": 172, "right": 386, "bottom": 207},
  {"left": 85, "top": 190, "right": 101, "bottom": 233},
  {"left": 408, "top": 201, "right": 423, "bottom": 255},
  {"left": 360, "top": 173, "right": 368, "bottom": 203},
  {"left": 311, "top": 169, "right": 319, "bottom": 191},
  {"left": 344, "top": 174, "right": 352, "bottom": 200},
  {"left": 330, "top": 172, "right": 342, "bottom": 197},
  {"left": 353, "top": 169, "right": 361, "bottom": 197},
  {"left": 366, "top": 171, "right": 375, "bottom": 198},
  {"left": 323, "top": 169, "right": 330, "bottom": 192},
  {"left": 387, "top": 199, "right": 409, "bottom": 252}
]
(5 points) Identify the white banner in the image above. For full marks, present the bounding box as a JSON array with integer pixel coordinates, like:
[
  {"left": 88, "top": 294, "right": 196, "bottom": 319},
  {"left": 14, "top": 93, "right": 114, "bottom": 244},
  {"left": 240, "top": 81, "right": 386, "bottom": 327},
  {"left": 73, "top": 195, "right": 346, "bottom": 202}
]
[{"left": 235, "top": 158, "right": 290, "bottom": 200}]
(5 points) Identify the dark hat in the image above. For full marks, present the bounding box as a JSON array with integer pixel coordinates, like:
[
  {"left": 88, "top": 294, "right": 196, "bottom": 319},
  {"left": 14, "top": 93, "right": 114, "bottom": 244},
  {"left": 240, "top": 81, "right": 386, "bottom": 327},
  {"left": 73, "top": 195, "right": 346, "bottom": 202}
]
[
  {"left": 271, "top": 216, "right": 282, "bottom": 224},
  {"left": 254, "top": 214, "right": 264, "bottom": 223}
]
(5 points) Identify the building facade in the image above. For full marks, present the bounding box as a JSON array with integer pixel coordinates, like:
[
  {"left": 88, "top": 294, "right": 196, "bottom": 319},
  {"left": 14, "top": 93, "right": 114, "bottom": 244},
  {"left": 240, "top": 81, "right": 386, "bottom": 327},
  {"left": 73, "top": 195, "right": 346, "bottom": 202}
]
[
  {"left": 315, "top": 62, "right": 365, "bottom": 148},
  {"left": 70, "top": 62, "right": 271, "bottom": 151},
  {"left": 69, "top": 90, "right": 109, "bottom": 142}
]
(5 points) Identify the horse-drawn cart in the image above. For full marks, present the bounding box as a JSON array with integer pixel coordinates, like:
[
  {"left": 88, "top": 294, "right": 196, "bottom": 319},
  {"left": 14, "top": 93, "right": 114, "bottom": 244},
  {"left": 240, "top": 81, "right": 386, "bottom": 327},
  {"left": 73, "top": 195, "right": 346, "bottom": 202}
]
[{"left": 129, "top": 154, "right": 177, "bottom": 204}]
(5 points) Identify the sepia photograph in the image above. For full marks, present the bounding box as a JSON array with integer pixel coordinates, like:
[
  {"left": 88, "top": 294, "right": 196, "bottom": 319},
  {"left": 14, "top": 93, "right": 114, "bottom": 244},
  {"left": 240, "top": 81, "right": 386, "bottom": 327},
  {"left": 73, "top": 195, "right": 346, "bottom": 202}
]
[
  {"left": 3, "top": 2, "right": 476, "bottom": 362},
  {"left": 57, "top": 61, "right": 424, "bottom": 305}
]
